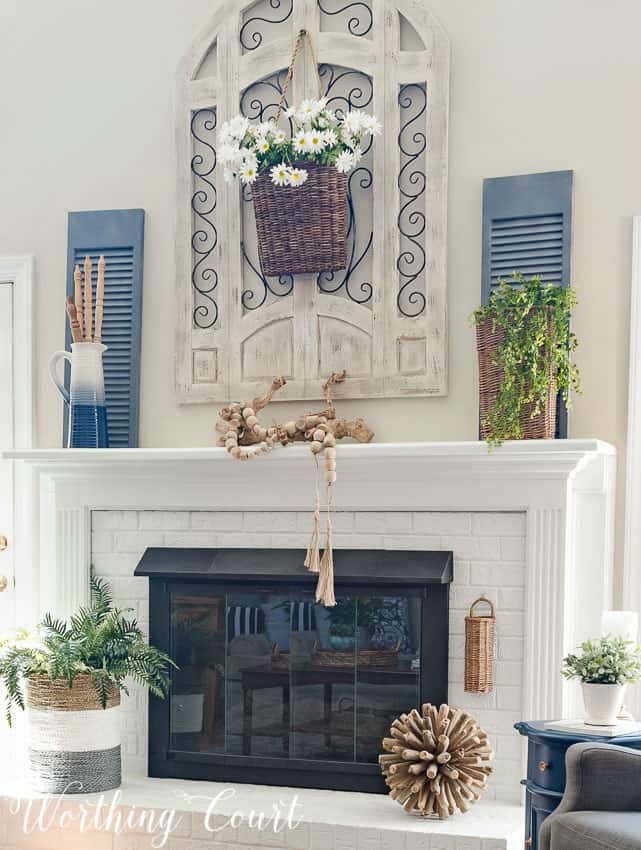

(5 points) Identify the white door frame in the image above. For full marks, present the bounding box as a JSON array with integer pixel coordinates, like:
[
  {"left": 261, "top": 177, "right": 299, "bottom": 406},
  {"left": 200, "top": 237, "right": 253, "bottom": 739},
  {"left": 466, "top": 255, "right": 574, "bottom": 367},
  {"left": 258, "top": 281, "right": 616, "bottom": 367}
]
[
  {"left": 0, "top": 256, "right": 34, "bottom": 446},
  {"left": 623, "top": 217, "right": 641, "bottom": 714},
  {"left": 0, "top": 255, "right": 35, "bottom": 626}
]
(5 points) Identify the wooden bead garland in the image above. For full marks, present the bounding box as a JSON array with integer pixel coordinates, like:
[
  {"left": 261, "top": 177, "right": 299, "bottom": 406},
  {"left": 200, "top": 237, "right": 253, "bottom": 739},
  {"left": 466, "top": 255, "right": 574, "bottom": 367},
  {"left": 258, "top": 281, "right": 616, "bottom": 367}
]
[
  {"left": 216, "top": 371, "right": 374, "bottom": 605},
  {"left": 379, "top": 703, "right": 494, "bottom": 819}
]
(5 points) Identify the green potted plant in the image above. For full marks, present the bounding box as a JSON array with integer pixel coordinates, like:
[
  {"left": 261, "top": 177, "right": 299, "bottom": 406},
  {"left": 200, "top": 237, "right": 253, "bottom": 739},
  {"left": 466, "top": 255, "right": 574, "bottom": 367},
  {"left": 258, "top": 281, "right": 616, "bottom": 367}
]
[
  {"left": 473, "top": 274, "right": 581, "bottom": 447},
  {"left": 0, "top": 576, "right": 176, "bottom": 793},
  {"left": 562, "top": 636, "right": 641, "bottom": 726},
  {"left": 326, "top": 597, "right": 390, "bottom": 650},
  {"left": 327, "top": 599, "right": 357, "bottom": 650}
]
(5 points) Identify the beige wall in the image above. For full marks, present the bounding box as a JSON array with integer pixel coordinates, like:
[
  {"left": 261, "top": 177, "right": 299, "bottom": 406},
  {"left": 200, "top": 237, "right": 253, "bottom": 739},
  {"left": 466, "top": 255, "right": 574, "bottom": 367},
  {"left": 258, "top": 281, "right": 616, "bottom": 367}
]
[{"left": 1, "top": 0, "right": 640, "bottom": 597}]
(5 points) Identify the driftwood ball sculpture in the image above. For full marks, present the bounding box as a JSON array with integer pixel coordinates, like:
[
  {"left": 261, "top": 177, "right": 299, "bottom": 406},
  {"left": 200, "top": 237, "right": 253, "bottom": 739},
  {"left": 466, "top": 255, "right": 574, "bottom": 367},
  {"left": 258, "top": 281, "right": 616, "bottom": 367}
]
[{"left": 379, "top": 703, "right": 494, "bottom": 819}]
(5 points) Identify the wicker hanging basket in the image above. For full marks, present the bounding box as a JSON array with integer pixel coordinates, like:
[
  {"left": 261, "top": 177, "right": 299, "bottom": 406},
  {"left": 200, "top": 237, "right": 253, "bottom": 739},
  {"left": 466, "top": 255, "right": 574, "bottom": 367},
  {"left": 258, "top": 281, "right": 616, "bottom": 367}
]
[
  {"left": 253, "top": 162, "right": 348, "bottom": 276},
  {"left": 26, "top": 674, "right": 122, "bottom": 794},
  {"left": 464, "top": 596, "right": 496, "bottom": 694},
  {"left": 476, "top": 310, "right": 557, "bottom": 440},
  {"left": 251, "top": 29, "right": 349, "bottom": 277}
]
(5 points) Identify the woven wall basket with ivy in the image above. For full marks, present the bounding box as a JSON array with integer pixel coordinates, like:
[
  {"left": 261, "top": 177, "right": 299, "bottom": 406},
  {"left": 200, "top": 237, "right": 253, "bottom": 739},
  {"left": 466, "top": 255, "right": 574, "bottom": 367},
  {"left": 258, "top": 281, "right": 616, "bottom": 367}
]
[
  {"left": 218, "top": 29, "right": 381, "bottom": 277},
  {"left": 473, "top": 275, "right": 581, "bottom": 447}
]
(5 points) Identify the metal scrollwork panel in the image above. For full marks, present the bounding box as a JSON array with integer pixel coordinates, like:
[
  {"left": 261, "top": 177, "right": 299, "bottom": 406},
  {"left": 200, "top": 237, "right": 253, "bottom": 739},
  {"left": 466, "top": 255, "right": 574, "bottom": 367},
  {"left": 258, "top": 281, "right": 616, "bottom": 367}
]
[
  {"left": 240, "top": 71, "right": 294, "bottom": 313},
  {"left": 240, "top": 0, "right": 294, "bottom": 52},
  {"left": 316, "top": 64, "right": 374, "bottom": 306},
  {"left": 190, "top": 108, "right": 219, "bottom": 330},
  {"left": 318, "top": 0, "right": 373, "bottom": 39},
  {"left": 397, "top": 83, "right": 427, "bottom": 319}
]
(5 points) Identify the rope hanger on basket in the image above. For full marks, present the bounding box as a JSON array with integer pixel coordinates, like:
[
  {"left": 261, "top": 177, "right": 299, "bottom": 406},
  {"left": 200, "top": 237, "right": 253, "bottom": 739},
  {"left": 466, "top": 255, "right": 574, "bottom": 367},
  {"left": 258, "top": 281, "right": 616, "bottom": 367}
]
[{"left": 276, "top": 28, "right": 324, "bottom": 121}]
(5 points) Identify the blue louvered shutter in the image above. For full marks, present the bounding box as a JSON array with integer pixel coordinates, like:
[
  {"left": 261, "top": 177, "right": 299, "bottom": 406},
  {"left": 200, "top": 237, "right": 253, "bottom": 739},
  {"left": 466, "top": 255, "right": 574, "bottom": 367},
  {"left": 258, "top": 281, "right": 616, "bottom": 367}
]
[
  {"left": 65, "top": 209, "right": 145, "bottom": 448},
  {"left": 481, "top": 171, "right": 573, "bottom": 438}
]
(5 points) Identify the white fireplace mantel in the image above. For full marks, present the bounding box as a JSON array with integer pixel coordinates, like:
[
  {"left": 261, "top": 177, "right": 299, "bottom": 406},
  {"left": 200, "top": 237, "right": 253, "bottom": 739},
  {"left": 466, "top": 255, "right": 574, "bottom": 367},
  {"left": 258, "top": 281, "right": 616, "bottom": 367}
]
[{"left": 6, "top": 439, "right": 616, "bottom": 722}]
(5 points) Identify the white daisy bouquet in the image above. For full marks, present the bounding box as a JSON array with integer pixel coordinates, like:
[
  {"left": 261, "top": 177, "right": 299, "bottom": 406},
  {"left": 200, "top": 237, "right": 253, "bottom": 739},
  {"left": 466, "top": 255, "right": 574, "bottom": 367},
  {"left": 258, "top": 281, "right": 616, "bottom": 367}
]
[{"left": 217, "top": 97, "right": 382, "bottom": 188}]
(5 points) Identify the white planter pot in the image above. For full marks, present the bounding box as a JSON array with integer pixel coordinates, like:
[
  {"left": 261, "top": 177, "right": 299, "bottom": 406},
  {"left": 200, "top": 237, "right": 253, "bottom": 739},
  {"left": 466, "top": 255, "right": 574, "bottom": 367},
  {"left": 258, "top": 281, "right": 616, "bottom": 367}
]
[
  {"left": 581, "top": 682, "right": 626, "bottom": 726},
  {"left": 26, "top": 674, "right": 121, "bottom": 794}
]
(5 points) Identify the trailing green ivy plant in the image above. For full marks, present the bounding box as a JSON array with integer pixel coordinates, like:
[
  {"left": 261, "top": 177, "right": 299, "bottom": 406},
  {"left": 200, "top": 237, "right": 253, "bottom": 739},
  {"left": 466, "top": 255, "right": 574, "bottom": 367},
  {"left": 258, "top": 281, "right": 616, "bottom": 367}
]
[
  {"left": 0, "top": 576, "right": 176, "bottom": 725},
  {"left": 473, "top": 274, "right": 581, "bottom": 446},
  {"left": 562, "top": 636, "right": 641, "bottom": 685}
]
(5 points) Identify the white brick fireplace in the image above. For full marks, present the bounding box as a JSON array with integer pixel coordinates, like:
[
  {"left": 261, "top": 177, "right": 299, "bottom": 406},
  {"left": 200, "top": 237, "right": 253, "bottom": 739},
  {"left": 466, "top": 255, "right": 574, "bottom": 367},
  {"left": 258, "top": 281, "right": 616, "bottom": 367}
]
[
  {"left": 91, "top": 506, "right": 526, "bottom": 799},
  {"left": 5, "top": 440, "right": 615, "bottom": 840}
]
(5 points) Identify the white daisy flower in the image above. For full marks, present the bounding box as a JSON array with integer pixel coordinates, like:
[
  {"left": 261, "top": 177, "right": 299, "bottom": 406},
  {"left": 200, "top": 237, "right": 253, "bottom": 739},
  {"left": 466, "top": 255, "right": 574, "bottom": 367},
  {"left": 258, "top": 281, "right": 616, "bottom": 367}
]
[
  {"left": 352, "top": 145, "right": 363, "bottom": 165},
  {"left": 228, "top": 115, "right": 250, "bottom": 140},
  {"left": 341, "top": 130, "right": 358, "bottom": 150},
  {"left": 360, "top": 114, "right": 382, "bottom": 136},
  {"left": 335, "top": 150, "right": 355, "bottom": 174},
  {"left": 305, "top": 130, "right": 325, "bottom": 154},
  {"left": 217, "top": 123, "right": 233, "bottom": 146},
  {"left": 322, "top": 128, "right": 338, "bottom": 148},
  {"left": 242, "top": 148, "right": 258, "bottom": 167},
  {"left": 292, "top": 130, "right": 309, "bottom": 154},
  {"left": 284, "top": 106, "right": 297, "bottom": 120},
  {"left": 299, "top": 98, "right": 322, "bottom": 120},
  {"left": 297, "top": 98, "right": 327, "bottom": 124},
  {"left": 270, "top": 163, "right": 290, "bottom": 186},
  {"left": 257, "top": 138, "right": 271, "bottom": 154},
  {"left": 256, "top": 120, "right": 276, "bottom": 137},
  {"left": 288, "top": 167, "right": 308, "bottom": 187},
  {"left": 239, "top": 163, "right": 258, "bottom": 184},
  {"left": 341, "top": 111, "right": 361, "bottom": 134},
  {"left": 273, "top": 128, "right": 287, "bottom": 144},
  {"left": 218, "top": 143, "right": 241, "bottom": 166}
]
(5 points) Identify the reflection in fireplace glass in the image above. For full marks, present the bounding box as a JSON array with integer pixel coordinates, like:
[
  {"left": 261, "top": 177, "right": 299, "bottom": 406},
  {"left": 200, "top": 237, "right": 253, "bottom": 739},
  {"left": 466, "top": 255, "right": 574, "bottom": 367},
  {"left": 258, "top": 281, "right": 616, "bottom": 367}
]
[{"left": 168, "top": 587, "right": 421, "bottom": 764}]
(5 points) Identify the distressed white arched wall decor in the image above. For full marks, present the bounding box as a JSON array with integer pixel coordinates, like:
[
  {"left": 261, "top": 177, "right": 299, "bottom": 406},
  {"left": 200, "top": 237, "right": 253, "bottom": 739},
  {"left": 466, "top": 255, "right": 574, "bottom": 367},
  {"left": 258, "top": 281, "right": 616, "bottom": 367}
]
[{"left": 175, "top": 0, "right": 449, "bottom": 402}]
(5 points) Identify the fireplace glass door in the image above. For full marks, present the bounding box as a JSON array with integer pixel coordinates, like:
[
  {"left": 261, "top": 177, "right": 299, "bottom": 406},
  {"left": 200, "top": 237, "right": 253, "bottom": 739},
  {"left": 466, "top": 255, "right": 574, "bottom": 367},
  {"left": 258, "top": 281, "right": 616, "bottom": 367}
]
[
  {"left": 143, "top": 546, "right": 451, "bottom": 792},
  {"left": 168, "top": 586, "right": 422, "bottom": 766}
]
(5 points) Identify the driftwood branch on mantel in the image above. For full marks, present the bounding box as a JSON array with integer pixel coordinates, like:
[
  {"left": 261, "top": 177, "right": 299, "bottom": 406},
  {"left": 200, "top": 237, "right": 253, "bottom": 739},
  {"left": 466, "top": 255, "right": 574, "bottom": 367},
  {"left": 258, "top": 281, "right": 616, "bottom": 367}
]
[
  {"left": 215, "top": 371, "right": 374, "bottom": 607},
  {"left": 216, "top": 371, "right": 375, "bottom": 459}
]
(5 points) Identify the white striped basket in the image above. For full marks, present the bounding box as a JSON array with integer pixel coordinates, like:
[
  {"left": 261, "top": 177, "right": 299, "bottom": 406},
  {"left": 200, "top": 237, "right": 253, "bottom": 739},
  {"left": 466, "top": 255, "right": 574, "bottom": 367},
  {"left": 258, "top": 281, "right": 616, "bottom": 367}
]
[{"left": 26, "top": 674, "right": 121, "bottom": 794}]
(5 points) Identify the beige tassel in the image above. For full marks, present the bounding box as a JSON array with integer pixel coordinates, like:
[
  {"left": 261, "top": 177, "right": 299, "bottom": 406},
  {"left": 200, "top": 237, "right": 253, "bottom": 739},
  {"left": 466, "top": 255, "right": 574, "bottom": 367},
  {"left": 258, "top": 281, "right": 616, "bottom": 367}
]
[
  {"left": 305, "top": 508, "right": 321, "bottom": 574},
  {"left": 304, "top": 455, "right": 321, "bottom": 573},
  {"left": 316, "top": 515, "right": 336, "bottom": 607},
  {"left": 316, "top": 481, "right": 336, "bottom": 607}
]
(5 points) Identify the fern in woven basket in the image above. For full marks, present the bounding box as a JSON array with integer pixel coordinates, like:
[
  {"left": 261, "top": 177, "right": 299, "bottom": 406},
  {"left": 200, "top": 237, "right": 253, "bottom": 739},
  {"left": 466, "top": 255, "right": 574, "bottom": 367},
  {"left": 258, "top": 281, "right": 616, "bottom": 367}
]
[
  {"left": 0, "top": 576, "right": 176, "bottom": 725},
  {"left": 472, "top": 274, "right": 581, "bottom": 446}
]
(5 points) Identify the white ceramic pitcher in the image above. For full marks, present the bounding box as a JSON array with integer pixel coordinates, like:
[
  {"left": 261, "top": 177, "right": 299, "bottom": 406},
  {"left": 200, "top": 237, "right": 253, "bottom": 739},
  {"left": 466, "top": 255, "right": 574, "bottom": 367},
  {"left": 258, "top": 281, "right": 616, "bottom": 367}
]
[{"left": 49, "top": 342, "right": 109, "bottom": 448}]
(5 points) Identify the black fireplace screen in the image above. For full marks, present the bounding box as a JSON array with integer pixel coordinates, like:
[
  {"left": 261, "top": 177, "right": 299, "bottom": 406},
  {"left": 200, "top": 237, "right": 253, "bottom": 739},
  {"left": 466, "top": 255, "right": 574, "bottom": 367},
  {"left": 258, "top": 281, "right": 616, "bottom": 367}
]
[{"left": 138, "top": 548, "right": 452, "bottom": 793}]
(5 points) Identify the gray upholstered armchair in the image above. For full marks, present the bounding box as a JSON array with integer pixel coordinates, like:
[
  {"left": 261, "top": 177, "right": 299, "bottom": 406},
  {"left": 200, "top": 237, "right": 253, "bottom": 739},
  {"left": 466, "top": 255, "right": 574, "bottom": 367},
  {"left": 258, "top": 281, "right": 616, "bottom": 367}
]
[{"left": 540, "top": 742, "right": 641, "bottom": 850}]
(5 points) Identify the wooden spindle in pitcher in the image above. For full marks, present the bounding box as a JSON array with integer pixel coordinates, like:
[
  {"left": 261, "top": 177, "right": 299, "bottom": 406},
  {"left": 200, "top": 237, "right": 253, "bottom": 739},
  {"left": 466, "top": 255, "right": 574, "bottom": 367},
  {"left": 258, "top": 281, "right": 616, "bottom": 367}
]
[
  {"left": 95, "top": 255, "right": 105, "bottom": 343},
  {"left": 83, "top": 255, "right": 93, "bottom": 342},
  {"left": 66, "top": 296, "right": 82, "bottom": 343},
  {"left": 74, "top": 264, "right": 84, "bottom": 340}
]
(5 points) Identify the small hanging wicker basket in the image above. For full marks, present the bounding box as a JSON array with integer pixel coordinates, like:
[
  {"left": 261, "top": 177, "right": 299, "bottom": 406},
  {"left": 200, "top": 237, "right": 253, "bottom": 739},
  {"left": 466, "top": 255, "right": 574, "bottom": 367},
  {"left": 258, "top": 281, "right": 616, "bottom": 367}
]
[
  {"left": 252, "top": 162, "right": 348, "bottom": 276},
  {"left": 464, "top": 596, "right": 496, "bottom": 694},
  {"left": 476, "top": 310, "right": 557, "bottom": 440}
]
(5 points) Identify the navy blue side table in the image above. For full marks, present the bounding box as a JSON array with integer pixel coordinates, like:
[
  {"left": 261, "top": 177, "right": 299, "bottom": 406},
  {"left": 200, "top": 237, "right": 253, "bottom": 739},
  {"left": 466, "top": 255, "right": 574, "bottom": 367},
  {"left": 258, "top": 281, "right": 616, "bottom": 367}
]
[{"left": 515, "top": 721, "right": 641, "bottom": 849}]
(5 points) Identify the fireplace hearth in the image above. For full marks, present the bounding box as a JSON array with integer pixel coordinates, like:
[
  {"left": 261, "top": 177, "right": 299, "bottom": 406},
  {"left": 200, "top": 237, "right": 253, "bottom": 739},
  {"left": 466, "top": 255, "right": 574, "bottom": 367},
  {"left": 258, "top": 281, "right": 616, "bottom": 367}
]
[{"left": 136, "top": 547, "right": 452, "bottom": 792}]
